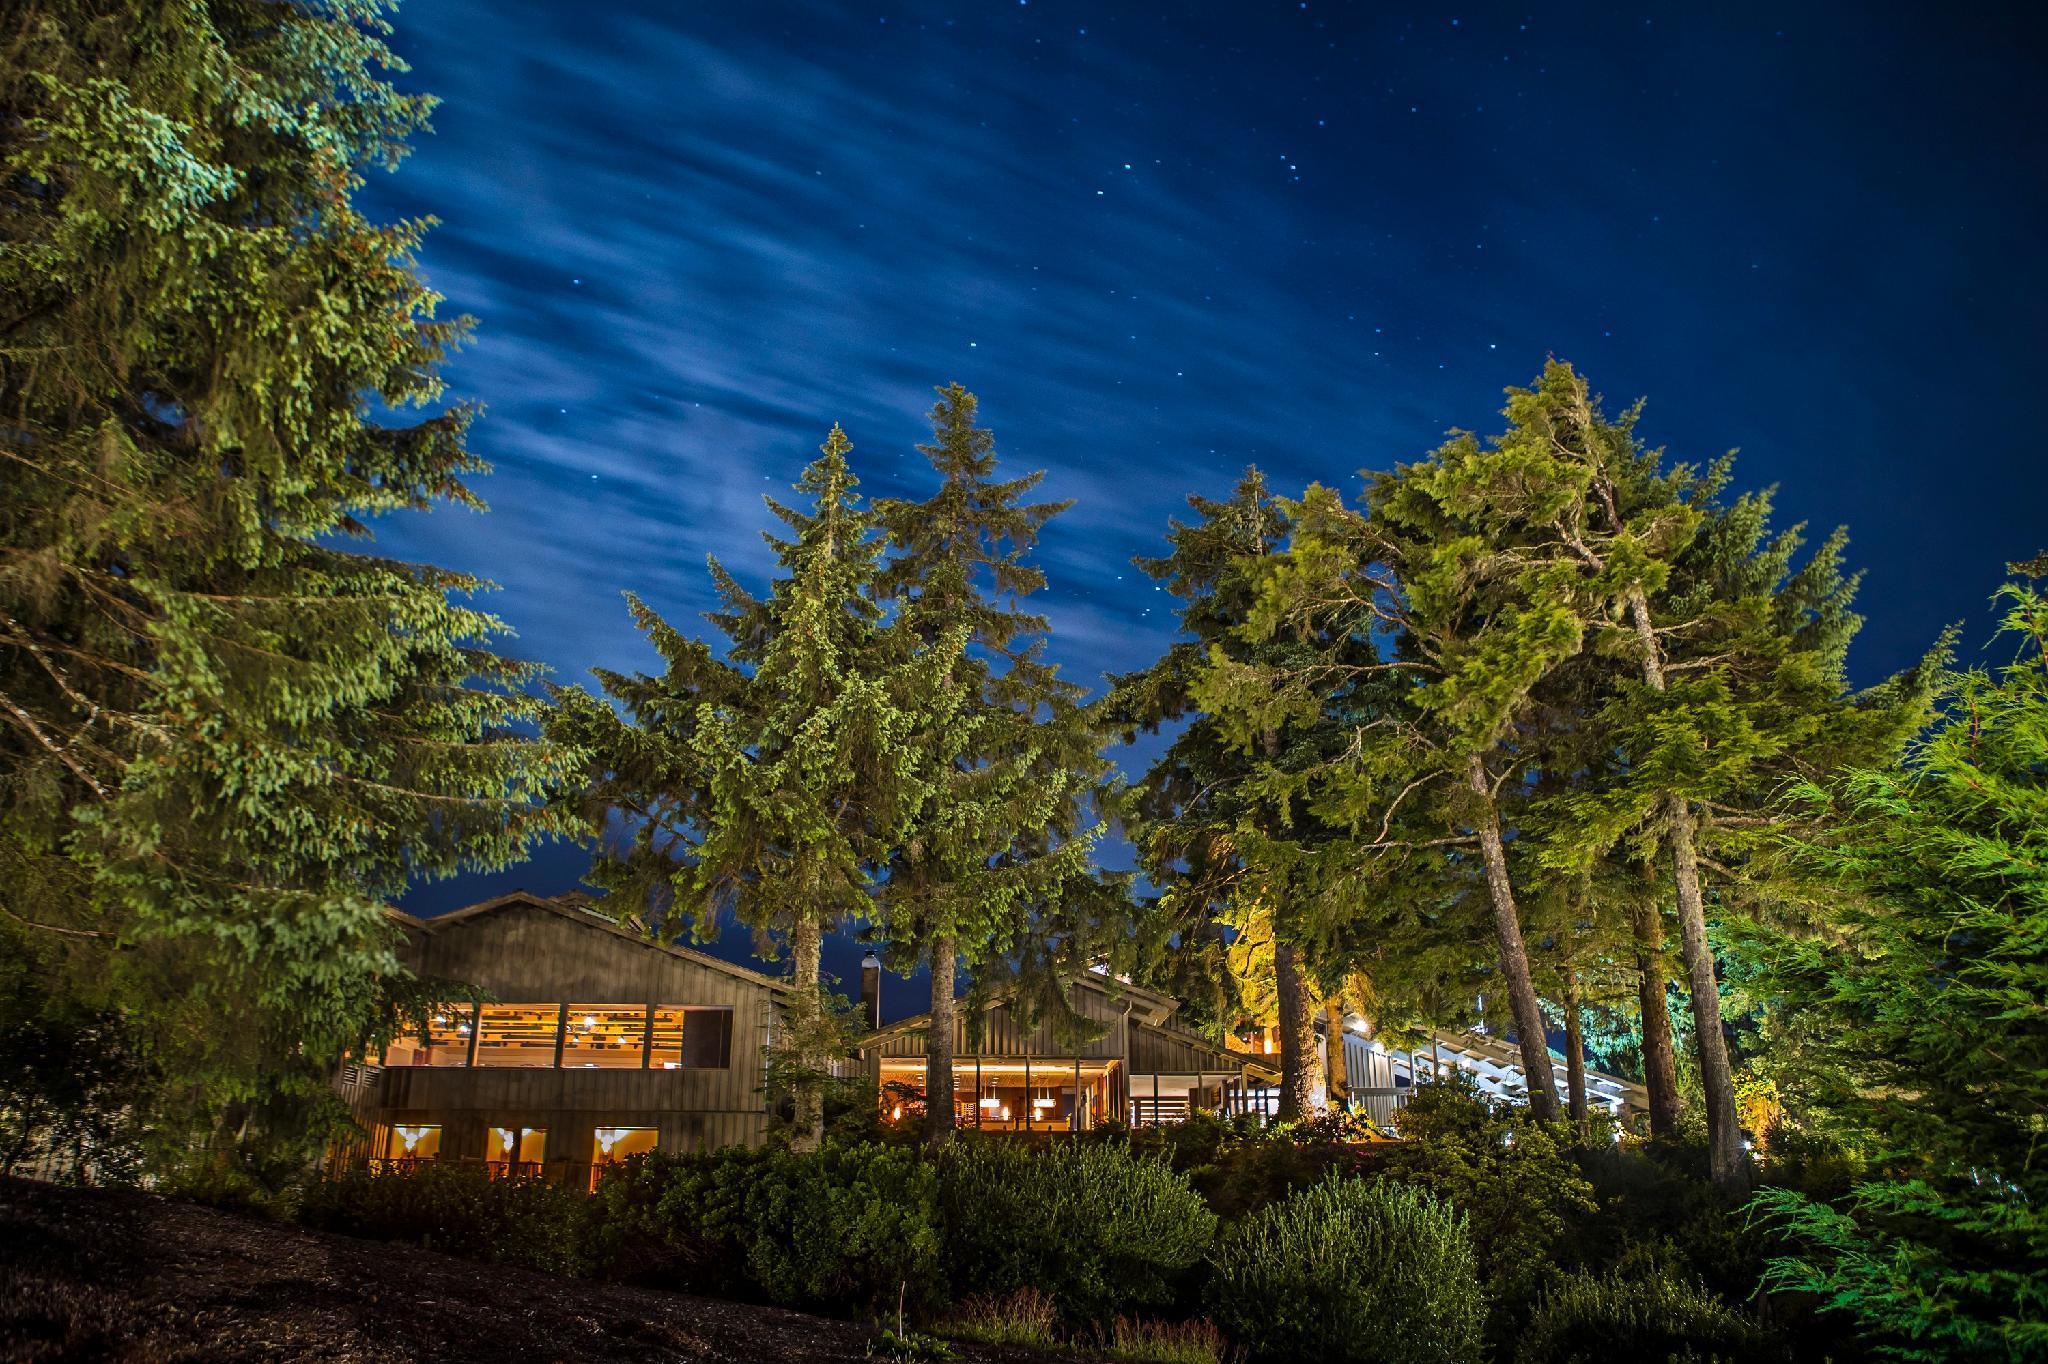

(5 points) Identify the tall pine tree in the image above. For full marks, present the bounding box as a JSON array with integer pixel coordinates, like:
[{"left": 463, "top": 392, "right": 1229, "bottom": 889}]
[
  {"left": 558, "top": 427, "right": 958, "bottom": 1149},
  {"left": 2, "top": 0, "right": 577, "bottom": 1169},
  {"left": 871, "top": 386, "right": 1102, "bottom": 1146}
]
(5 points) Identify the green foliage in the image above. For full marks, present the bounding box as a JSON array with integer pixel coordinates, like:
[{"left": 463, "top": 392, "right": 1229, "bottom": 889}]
[
  {"left": 1208, "top": 1175, "right": 1483, "bottom": 1364},
  {"left": 727, "top": 1142, "right": 944, "bottom": 1312},
  {"left": 2, "top": 0, "right": 577, "bottom": 1169},
  {"left": 555, "top": 426, "right": 967, "bottom": 1145},
  {"left": 299, "top": 1164, "right": 589, "bottom": 1275},
  {"left": 588, "top": 1142, "right": 943, "bottom": 1313},
  {"left": 1731, "top": 577, "right": 2048, "bottom": 1361},
  {"left": 1515, "top": 1269, "right": 1784, "bottom": 1364},
  {"left": 1124, "top": 1108, "right": 1371, "bottom": 1222},
  {"left": 0, "top": 955, "right": 148, "bottom": 1185},
  {"left": 938, "top": 1139, "right": 1216, "bottom": 1323},
  {"left": 1379, "top": 1077, "right": 1597, "bottom": 1305},
  {"left": 869, "top": 385, "right": 1110, "bottom": 1132}
]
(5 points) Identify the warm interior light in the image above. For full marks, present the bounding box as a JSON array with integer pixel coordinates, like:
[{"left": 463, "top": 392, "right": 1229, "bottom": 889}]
[
  {"left": 891, "top": 1105, "right": 903, "bottom": 1121},
  {"left": 1032, "top": 1097, "right": 1056, "bottom": 1109},
  {"left": 596, "top": 1126, "right": 623, "bottom": 1156},
  {"left": 583, "top": 1015, "right": 597, "bottom": 1029},
  {"left": 978, "top": 1097, "right": 1001, "bottom": 1109},
  {"left": 493, "top": 1127, "right": 514, "bottom": 1154},
  {"left": 1000, "top": 1106, "right": 1011, "bottom": 1120},
  {"left": 396, "top": 1125, "right": 431, "bottom": 1152}
]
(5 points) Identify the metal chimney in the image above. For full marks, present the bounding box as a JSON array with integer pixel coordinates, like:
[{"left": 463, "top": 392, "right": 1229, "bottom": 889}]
[{"left": 859, "top": 953, "right": 882, "bottom": 1029}]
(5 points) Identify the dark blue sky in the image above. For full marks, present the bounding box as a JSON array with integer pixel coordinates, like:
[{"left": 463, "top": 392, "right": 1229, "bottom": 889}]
[{"left": 380, "top": 2, "right": 2047, "bottom": 995}]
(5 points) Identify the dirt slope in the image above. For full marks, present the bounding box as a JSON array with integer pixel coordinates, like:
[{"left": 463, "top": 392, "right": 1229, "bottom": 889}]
[{"left": 0, "top": 1178, "right": 1022, "bottom": 1364}]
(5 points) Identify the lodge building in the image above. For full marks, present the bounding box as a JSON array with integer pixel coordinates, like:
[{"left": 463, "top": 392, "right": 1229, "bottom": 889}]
[
  {"left": 330, "top": 891, "right": 788, "bottom": 1181},
  {"left": 330, "top": 891, "right": 1641, "bottom": 1179}
]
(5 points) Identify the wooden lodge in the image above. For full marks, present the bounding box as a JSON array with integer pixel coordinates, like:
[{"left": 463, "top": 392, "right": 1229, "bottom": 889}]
[
  {"left": 327, "top": 890, "right": 1639, "bottom": 1178},
  {"left": 330, "top": 891, "right": 787, "bottom": 1183},
  {"left": 854, "top": 963, "right": 1282, "bottom": 1131}
]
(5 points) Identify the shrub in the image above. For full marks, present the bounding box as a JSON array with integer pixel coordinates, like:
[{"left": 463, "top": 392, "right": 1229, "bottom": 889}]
[
  {"left": 299, "top": 1163, "right": 588, "bottom": 1274},
  {"left": 1380, "top": 1076, "right": 1595, "bottom": 1304},
  {"left": 588, "top": 1141, "right": 941, "bottom": 1313},
  {"left": 938, "top": 1287, "right": 1061, "bottom": 1350},
  {"left": 1208, "top": 1175, "right": 1482, "bottom": 1364},
  {"left": 1515, "top": 1270, "right": 1784, "bottom": 1364},
  {"left": 940, "top": 1140, "right": 1216, "bottom": 1323},
  {"left": 734, "top": 1141, "right": 941, "bottom": 1312}
]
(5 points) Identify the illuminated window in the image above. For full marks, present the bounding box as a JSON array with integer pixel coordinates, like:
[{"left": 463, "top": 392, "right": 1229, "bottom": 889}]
[
  {"left": 489, "top": 1125, "right": 548, "bottom": 1166},
  {"left": 473, "top": 1005, "right": 563, "bottom": 1067},
  {"left": 591, "top": 1126, "right": 658, "bottom": 1163},
  {"left": 385, "top": 1124, "right": 440, "bottom": 1160},
  {"left": 559, "top": 1005, "right": 648, "bottom": 1068},
  {"left": 383, "top": 1009, "right": 471, "bottom": 1066},
  {"left": 649, "top": 1007, "right": 734, "bottom": 1069}
]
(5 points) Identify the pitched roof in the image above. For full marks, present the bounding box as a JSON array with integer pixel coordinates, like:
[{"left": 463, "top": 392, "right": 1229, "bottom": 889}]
[{"left": 397, "top": 890, "right": 792, "bottom": 994}]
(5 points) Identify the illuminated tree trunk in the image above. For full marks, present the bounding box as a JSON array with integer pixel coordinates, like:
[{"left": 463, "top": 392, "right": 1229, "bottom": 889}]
[
  {"left": 789, "top": 913, "right": 825, "bottom": 1153},
  {"left": 1624, "top": 586, "right": 1747, "bottom": 1187},
  {"left": 924, "top": 931, "right": 957, "bottom": 1147},
  {"left": 1468, "top": 755, "right": 1562, "bottom": 1123},
  {"left": 1323, "top": 996, "right": 1350, "bottom": 1110},
  {"left": 1632, "top": 888, "right": 1684, "bottom": 1136},
  {"left": 1562, "top": 963, "right": 1588, "bottom": 1128},
  {"left": 1274, "top": 939, "right": 1321, "bottom": 1120}
]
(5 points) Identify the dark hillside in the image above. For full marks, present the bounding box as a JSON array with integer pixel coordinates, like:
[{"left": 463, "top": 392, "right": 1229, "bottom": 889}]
[{"left": 0, "top": 1178, "right": 1024, "bottom": 1364}]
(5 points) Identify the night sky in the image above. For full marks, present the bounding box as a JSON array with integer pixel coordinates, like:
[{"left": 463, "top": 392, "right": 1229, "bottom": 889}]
[{"left": 377, "top": 2, "right": 2048, "bottom": 1001}]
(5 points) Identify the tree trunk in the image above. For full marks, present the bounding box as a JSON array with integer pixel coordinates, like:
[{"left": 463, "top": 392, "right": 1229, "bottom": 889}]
[
  {"left": 1669, "top": 794, "right": 1747, "bottom": 1186},
  {"left": 924, "top": 931, "right": 957, "bottom": 1148},
  {"left": 1561, "top": 963, "right": 1588, "bottom": 1129},
  {"left": 1466, "top": 754, "right": 1562, "bottom": 1123},
  {"left": 789, "top": 912, "right": 826, "bottom": 1153},
  {"left": 1622, "top": 586, "right": 1747, "bottom": 1187},
  {"left": 1323, "top": 997, "right": 1349, "bottom": 1111},
  {"left": 1273, "top": 939, "right": 1320, "bottom": 1121},
  {"left": 1631, "top": 885, "right": 1684, "bottom": 1136}
]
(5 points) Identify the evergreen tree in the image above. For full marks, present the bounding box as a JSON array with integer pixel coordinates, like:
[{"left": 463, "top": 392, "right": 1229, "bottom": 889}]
[
  {"left": 1511, "top": 363, "right": 1937, "bottom": 1184},
  {"left": 559, "top": 427, "right": 958, "bottom": 1150},
  {"left": 1107, "top": 470, "right": 1366, "bottom": 1119},
  {"left": 1737, "top": 564, "right": 2048, "bottom": 1361},
  {"left": 871, "top": 386, "right": 1102, "bottom": 1146},
  {"left": 1, "top": 0, "right": 576, "bottom": 1170}
]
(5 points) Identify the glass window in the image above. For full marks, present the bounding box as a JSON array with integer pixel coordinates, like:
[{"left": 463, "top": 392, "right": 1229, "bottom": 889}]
[
  {"left": 474, "top": 1004, "right": 562, "bottom": 1067},
  {"left": 650, "top": 1006, "right": 734, "bottom": 1069},
  {"left": 385, "top": 1124, "right": 440, "bottom": 1160},
  {"left": 489, "top": 1125, "right": 548, "bottom": 1167},
  {"left": 560, "top": 1005, "right": 648, "bottom": 1068},
  {"left": 592, "top": 1126, "right": 658, "bottom": 1163},
  {"left": 384, "top": 1008, "right": 471, "bottom": 1066}
]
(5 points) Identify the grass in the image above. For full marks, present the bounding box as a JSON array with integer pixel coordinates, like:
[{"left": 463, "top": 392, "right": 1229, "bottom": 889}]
[
  {"left": 1106, "top": 1316, "right": 1229, "bottom": 1364},
  {"left": 935, "top": 1287, "right": 1060, "bottom": 1351}
]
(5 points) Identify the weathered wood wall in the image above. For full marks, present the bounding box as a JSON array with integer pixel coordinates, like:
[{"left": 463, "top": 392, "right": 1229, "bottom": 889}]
[{"left": 355, "top": 899, "right": 781, "bottom": 1161}]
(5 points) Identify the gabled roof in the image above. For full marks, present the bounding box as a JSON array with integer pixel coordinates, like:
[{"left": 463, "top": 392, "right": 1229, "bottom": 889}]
[
  {"left": 395, "top": 890, "right": 792, "bottom": 994},
  {"left": 860, "top": 970, "right": 1278, "bottom": 1078}
]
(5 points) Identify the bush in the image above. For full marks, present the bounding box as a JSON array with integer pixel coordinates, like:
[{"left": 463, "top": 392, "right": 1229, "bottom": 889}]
[
  {"left": 299, "top": 1163, "right": 588, "bottom": 1274},
  {"left": 587, "top": 1141, "right": 941, "bottom": 1313},
  {"left": 734, "top": 1141, "right": 941, "bottom": 1312},
  {"left": 940, "top": 1140, "right": 1216, "bottom": 1323},
  {"left": 1208, "top": 1175, "right": 1483, "bottom": 1364},
  {"left": 1380, "top": 1076, "right": 1595, "bottom": 1304},
  {"left": 1515, "top": 1270, "right": 1785, "bottom": 1364}
]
